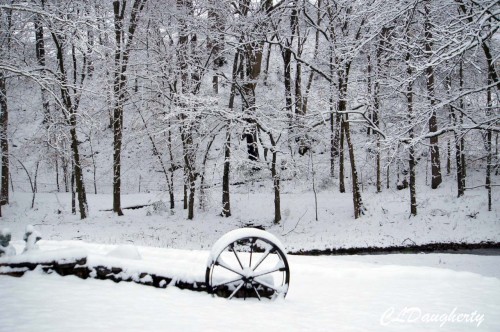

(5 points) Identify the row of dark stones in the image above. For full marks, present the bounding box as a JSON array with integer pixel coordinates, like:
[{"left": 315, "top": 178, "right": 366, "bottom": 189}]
[{"left": 0, "top": 257, "right": 208, "bottom": 293}]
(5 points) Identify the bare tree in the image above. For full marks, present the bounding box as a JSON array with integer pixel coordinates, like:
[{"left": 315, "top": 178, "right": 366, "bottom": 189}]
[
  {"left": 112, "top": 0, "right": 147, "bottom": 215},
  {"left": 50, "top": 17, "right": 90, "bottom": 219},
  {"left": 0, "top": 3, "right": 12, "bottom": 207}
]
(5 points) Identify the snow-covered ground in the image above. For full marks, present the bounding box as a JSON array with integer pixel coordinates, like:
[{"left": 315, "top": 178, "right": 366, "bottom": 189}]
[
  {"left": 1, "top": 184, "right": 498, "bottom": 252},
  {"left": 1, "top": 240, "right": 500, "bottom": 331},
  {"left": 1, "top": 185, "right": 499, "bottom": 331}
]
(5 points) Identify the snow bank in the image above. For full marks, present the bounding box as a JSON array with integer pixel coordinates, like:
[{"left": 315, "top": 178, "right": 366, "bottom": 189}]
[
  {"left": 1, "top": 248, "right": 499, "bottom": 332},
  {"left": 0, "top": 248, "right": 87, "bottom": 265},
  {"left": 107, "top": 245, "right": 142, "bottom": 260}
]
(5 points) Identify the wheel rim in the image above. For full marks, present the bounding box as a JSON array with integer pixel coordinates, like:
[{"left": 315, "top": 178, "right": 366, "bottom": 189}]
[{"left": 206, "top": 236, "right": 290, "bottom": 300}]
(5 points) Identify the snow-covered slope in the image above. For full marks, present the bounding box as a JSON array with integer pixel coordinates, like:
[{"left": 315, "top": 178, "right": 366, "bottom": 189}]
[{"left": 1, "top": 185, "right": 498, "bottom": 252}]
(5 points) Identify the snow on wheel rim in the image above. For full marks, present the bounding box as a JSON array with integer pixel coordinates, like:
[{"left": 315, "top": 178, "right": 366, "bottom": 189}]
[{"left": 206, "top": 228, "right": 290, "bottom": 300}]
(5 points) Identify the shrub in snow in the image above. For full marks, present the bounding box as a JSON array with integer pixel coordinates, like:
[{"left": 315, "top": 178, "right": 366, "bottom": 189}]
[
  {"left": 0, "top": 228, "right": 16, "bottom": 257},
  {"left": 23, "top": 225, "right": 42, "bottom": 253},
  {"left": 147, "top": 201, "right": 168, "bottom": 216},
  {"left": 0, "top": 229, "right": 11, "bottom": 247}
]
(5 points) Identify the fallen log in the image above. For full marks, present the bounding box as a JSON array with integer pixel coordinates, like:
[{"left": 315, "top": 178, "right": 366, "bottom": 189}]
[{"left": 0, "top": 252, "right": 208, "bottom": 293}]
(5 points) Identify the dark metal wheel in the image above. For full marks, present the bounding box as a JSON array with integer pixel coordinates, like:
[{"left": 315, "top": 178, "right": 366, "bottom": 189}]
[{"left": 206, "top": 228, "right": 290, "bottom": 300}]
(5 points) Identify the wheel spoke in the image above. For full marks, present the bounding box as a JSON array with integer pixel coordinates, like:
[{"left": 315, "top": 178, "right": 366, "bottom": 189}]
[
  {"left": 252, "top": 249, "right": 272, "bottom": 271},
  {"left": 249, "top": 238, "right": 254, "bottom": 268},
  {"left": 212, "top": 276, "right": 243, "bottom": 289},
  {"left": 253, "top": 266, "right": 283, "bottom": 279},
  {"left": 231, "top": 244, "right": 244, "bottom": 270},
  {"left": 228, "top": 281, "right": 245, "bottom": 300},
  {"left": 253, "top": 278, "right": 280, "bottom": 293},
  {"left": 216, "top": 260, "right": 245, "bottom": 277},
  {"left": 251, "top": 284, "right": 262, "bottom": 301}
]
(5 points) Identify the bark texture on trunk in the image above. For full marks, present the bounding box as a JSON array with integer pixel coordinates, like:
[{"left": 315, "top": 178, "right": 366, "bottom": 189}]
[
  {"left": 425, "top": 1, "right": 442, "bottom": 189},
  {"left": 0, "top": 72, "right": 8, "bottom": 206},
  {"left": 407, "top": 54, "right": 417, "bottom": 216}
]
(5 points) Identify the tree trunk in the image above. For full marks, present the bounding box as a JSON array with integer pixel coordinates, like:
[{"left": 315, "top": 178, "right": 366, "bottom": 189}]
[
  {"left": 368, "top": 50, "right": 382, "bottom": 193},
  {"left": 112, "top": 0, "right": 147, "bottom": 216},
  {"left": 447, "top": 70, "right": 465, "bottom": 197},
  {"left": 0, "top": 72, "right": 8, "bottom": 207},
  {"left": 34, "top": 15, "right": 51, "bottom": 126},
  {"left": 62, "top": 154, "right": 69, "bottom": 193},
  {"left": 407, "top": 54, "right": 417, "bottom": 216},
  {"left": 486, "top": 74, "right": 492, "bottom": 211},
  {"left": 329, "top": 53, "right": 336, "bottom": 178},
  {"left": 367, "top": 54, "right": 373, "bottom": 137},
  {"left": 89, "top": 136, "right": 98, "bottom": 194},
  {"left": 386, "top": 163, "right": 390, "bottom": 189},
  {"left": 0, "top": 7, "right": 11, "bottom": 207},
  {"left": 263, "top": 43, "right": 272, "bottom": 86},
  {"left": 269, "top": 134, "right": 281, "bottom": 224},
  {"left": 199, "top": 135, "right": 216, "bottom": 211},
  {"left": 183, "top": 182, "right": 188, "bottom": 210},
  {"left": 301, "top": 0, "right": 321, "bottom": 116},
  {"left": 282, "top": 45, "right": 293, "bottom": 116},
  {"left": 241, "top": 42, "right": 262, "bottom": 162},
  {"left": 182, "top": 129, "right": 196, "bottom": 220},
  {"left": 459, "top": 61, "right": 466, "bottom": 180},
  {"left": 70, "top": 126, "right": 88, "bottom": 219},
  {"left": 343, "top": 114, "right": 364, "bottom": 219},
  {"left": 55, "top": 157, "right": 60, "bottom": 192},
  {"left": 221, "top": 48, "right": 241, "bottom": 217},
  {"left": 424, "top": 1, "right": 442, "bottom": 189},
  {"left": 221, "top": 128, "right": 231, "bottom": 217},
  {"left": 71, "top": 162, "right": 76, "bottom": 214},
  {"left": 167, "top": 126, "right": 175, "bottom": 209},
  {"left": 240, "top": 0, "right": 272, "bottom": 162},
  {"left": 112, "top": 1, "right": 124, "bottom": 216},
  {"left": 51, "top": 32, "right": 88, "bottom": 219},
  {"left": 207, "top": 0, "right": 225, "bottom": 94},
  {"left": 339, "top": 118, "right": 345, "bottom": 193},
  {"left": 338, "top": 73, "right": 347, "bottom": 194},
  {"left": 374, "top": 37, "right": 385, "bottom": 193},
  {"left": 112, "top": 104, "right": 124, "bottom": 216},
  {"left": 176, "top": 0, "right": 198, "bottom": 220}
]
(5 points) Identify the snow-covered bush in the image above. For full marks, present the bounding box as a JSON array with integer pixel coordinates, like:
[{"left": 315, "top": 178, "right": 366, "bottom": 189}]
[
  {"left": 23, "top": 225, "right": 42, "bottom": 253},
  {"left": 146, "top": 200, "right": 169, "bottom": 216},
  {"left": 0, "top": 228, "right": 16, "bottom": 257}
]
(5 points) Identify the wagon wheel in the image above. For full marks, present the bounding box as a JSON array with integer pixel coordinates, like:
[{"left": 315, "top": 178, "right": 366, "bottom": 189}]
[{"left": 206, "top": 228, "right": 290, "bottom": 300}]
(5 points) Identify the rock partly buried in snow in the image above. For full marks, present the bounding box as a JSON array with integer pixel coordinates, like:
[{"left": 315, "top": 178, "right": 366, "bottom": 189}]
[
  {"left": 0, "top": 228, "right": 11, "bottom": 247},
  {"left": 23, "top": 225, "right": 42, "bottom": 253},
  {"left": 0, "top": 228, "right": 16, "bottom": 257},
  {"left": 107, "top": 245, "right": 142, "bottom": 260}
]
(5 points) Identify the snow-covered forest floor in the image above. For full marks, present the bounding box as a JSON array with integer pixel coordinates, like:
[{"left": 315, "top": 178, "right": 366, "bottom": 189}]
[{"left": 1, "top": 176, "right": 498, "bottom": 251}]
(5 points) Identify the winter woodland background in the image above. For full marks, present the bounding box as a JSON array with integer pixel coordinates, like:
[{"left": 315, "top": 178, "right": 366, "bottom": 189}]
[{"left": 0, "top": 0, "right": 498, "bottom": 231}]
